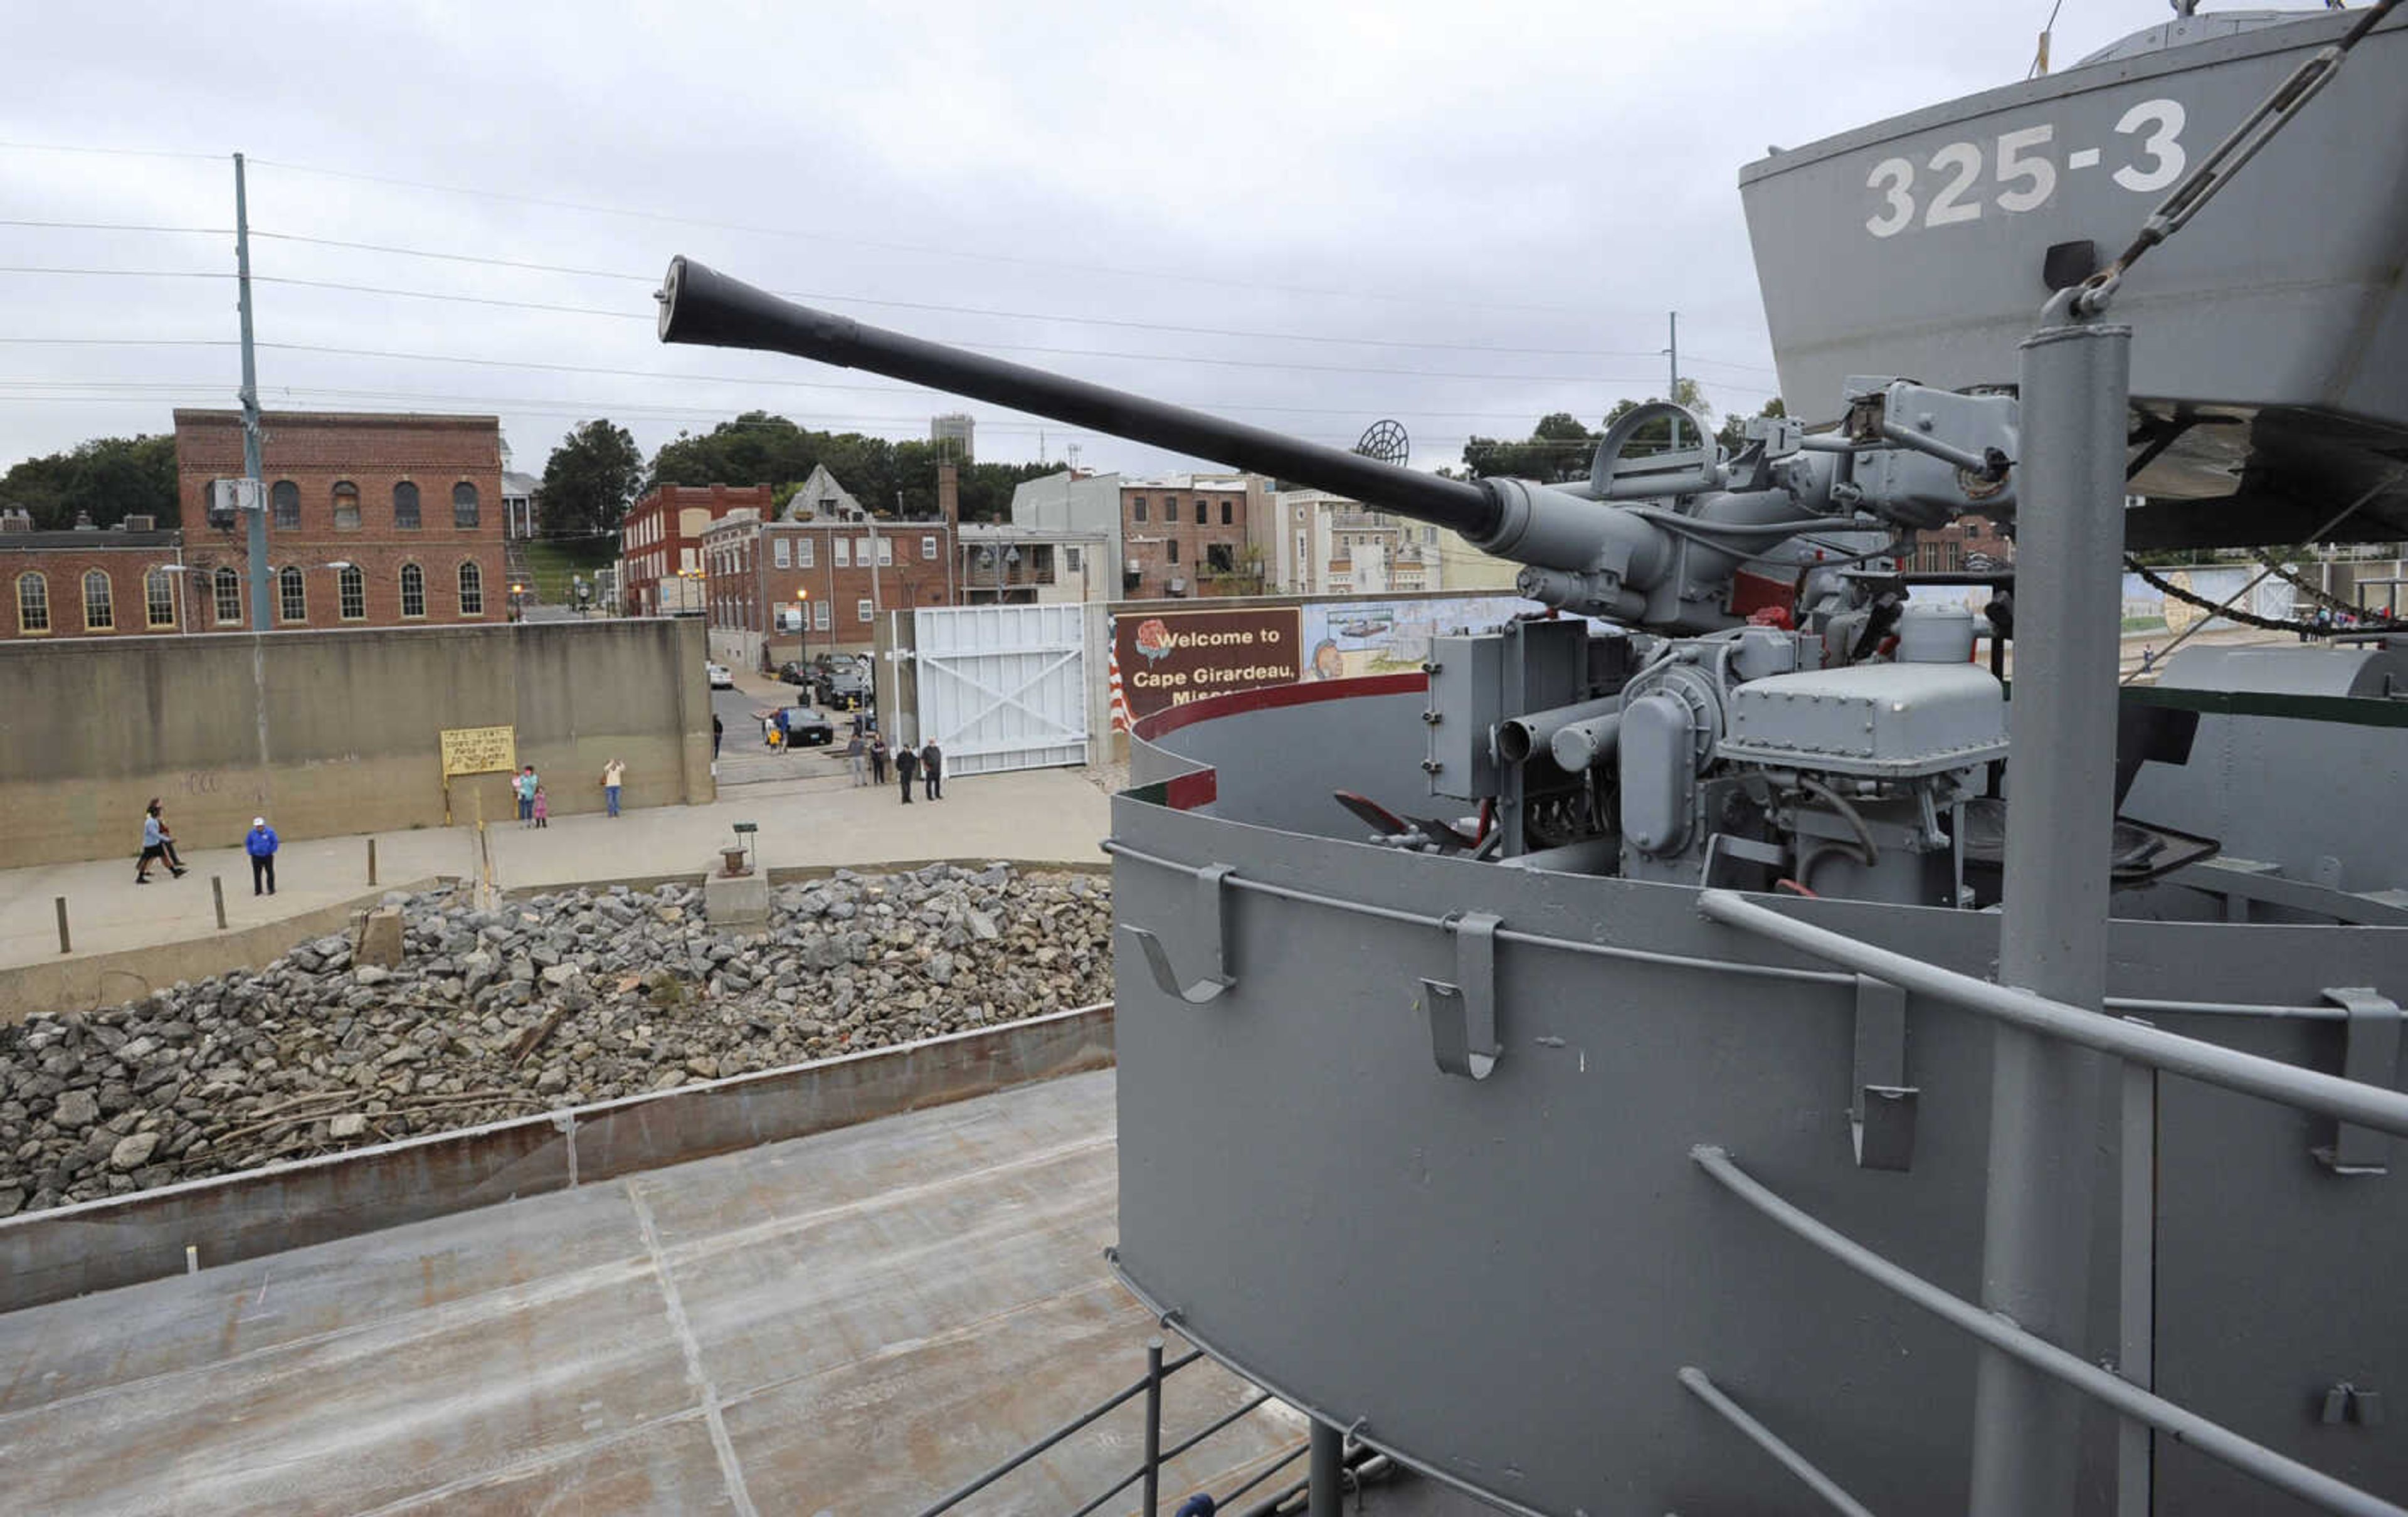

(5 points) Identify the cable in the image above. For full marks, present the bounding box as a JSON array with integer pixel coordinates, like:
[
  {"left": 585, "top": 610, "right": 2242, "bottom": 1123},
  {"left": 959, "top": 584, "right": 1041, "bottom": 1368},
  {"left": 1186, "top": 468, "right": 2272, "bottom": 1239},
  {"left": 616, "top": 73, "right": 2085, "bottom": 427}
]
[
  {"left": 0, "top": 140, "right": 224, "bottom": 163},
  {"left": 0, "top": 219, "right": 231, "bottom": 236}
]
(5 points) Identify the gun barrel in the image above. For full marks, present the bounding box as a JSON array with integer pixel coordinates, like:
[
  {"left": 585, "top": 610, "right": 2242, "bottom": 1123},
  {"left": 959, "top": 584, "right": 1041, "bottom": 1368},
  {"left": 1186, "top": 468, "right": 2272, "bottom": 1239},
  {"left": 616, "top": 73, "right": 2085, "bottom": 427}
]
[{"left": 657, "top": 256, "right": 1500, "bottom": 540}]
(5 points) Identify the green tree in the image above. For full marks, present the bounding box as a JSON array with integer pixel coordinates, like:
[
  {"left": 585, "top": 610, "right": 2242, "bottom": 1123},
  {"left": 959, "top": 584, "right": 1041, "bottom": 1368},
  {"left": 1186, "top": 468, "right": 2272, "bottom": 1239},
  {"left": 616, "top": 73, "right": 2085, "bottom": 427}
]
[
  {"left": 1461, "top": 411, "right": 1598, "bottom": 483},
  {"left": 0, "top": 434, "right": 177, "bottom": 529},
  {"left": 536, "top": 420, "right": 643, "bottom": 538},
  {"left": 1716, "top": 396, "right": 1788, "bottom": 455}
]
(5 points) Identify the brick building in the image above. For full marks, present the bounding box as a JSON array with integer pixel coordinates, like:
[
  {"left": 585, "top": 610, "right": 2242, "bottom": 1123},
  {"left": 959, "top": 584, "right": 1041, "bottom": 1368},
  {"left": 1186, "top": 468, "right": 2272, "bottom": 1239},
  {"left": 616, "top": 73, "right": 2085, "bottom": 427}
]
[
  {"left": 2, "top": 511, "right": 190, "bottom": 642},
  {"left": 1119, "top": 474, "right": 1264, "bottom": 598},
  {"left": 619, "top": 483, "right": 777, "bottom": 616},
  {"left": 172, "top": 411, "right": 507, "bottom": 630},
  {"left": 1908, "top": 513, "right": 2015, "bottom": 574}
]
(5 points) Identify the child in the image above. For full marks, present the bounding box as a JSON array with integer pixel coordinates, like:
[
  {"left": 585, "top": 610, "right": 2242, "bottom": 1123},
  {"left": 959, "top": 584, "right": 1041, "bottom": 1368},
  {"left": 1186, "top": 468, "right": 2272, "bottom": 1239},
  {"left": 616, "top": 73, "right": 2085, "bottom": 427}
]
[{"left": 532, "top": 785, "right": 549, "bottom": 828}]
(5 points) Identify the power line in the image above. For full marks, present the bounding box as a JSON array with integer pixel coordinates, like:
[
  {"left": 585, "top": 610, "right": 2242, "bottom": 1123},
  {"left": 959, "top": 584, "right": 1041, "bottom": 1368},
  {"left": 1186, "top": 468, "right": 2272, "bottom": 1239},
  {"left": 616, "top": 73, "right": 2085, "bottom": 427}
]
[
  {"left": 0, "top": 218, "right": 231, "bottom": 236},
  {"left": 239, "top": 155, "right": 1604, "bottom": 319},
  {"left": 0, "top": 140, "right": 224, "bottom": 163}
]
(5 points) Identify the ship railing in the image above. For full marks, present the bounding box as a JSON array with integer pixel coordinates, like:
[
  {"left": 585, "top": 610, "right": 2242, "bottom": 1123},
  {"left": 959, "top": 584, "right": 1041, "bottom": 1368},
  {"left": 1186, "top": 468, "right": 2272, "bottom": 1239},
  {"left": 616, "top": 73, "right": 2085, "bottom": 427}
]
[
  {"left": 911, "top": 1335, "right": 1311, "bottom": 1517},
  {"left": 1695, "top": 887, "right": 2408, "bottom": 1517}
]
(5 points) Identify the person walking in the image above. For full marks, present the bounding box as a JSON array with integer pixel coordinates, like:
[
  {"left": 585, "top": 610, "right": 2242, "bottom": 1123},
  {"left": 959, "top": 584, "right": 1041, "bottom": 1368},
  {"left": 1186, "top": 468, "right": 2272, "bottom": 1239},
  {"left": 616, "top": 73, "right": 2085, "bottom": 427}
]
[
  {"left": 135, "top": 801, "right": 182, "bottom": 882},
  {"left": 894, "top": 741, "right": 919, "bottom": 804},
  {"left": 711, "top": 712, "right": 724, "bottom": 759},
  {"left": 845, "top": 732, "right": 867, "bottom": 787},
  {"left": 515, "top": 765, "right": 539, "bottom": 827},
  {"left": 869, "top": 734, "right": 889, "bottom": 786},
  {"left": 532, "top": 784, "right": 550, "bottom": 828},
  {"left": 921, "top": 740, "right": 943, "bottom": 801},
  {"left": 152, "top": 801, "right": 189, "bottom": 873},
  {"left": 601, "top": 758, "right": 626, "bottom": 818},
  {"left": 245, "top": 816, "right": 280, "bottom": 896}
]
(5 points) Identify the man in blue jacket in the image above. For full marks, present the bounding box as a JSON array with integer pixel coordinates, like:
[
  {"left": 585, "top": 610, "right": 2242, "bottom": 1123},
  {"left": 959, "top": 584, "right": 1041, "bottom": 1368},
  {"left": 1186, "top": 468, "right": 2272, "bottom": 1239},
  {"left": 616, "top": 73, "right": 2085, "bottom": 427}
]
[{"left": 245, "top": 817, "right": 280, "bottom": 896}]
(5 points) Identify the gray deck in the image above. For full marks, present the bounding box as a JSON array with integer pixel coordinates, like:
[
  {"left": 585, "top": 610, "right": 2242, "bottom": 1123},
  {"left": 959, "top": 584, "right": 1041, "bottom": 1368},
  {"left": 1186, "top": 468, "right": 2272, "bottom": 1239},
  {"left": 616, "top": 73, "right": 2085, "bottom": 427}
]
[{"left": 0, "top": 1069, "right": 1310, "bottom": 1515}]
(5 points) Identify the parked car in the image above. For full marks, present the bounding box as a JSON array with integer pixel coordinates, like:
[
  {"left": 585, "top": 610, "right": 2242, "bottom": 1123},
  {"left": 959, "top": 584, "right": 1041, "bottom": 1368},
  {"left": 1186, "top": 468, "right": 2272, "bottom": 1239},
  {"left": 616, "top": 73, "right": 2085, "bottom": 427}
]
[
  {"left": 775, "top": 661, "right": 811, "bottom": 686},
  {"left": 705, "top": 662, "right": 734, "bottom": 690},
  {"left": 820, "top": 665, "right": 872, "bottom": 710},
  {"left": 766, "top": 705, "right": 835, "bottom": 748}
]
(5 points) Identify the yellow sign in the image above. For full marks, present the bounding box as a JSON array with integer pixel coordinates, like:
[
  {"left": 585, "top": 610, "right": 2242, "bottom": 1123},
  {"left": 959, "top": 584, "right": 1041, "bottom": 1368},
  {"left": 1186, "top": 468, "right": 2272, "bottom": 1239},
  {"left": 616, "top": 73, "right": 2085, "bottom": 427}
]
[{"left": 440, "top": 725, "right": 517, "bottom": 778}]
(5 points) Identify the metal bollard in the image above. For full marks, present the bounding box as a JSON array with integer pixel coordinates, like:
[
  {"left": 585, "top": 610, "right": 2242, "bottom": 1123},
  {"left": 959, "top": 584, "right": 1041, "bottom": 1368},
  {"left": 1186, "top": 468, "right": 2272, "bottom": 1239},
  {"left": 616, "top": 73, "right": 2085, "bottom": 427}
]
[
  {"left": 367, "top": 838, "right": 378, "bottom": 886},
  {"left": 212, "top": 875, "right": 228, "bottom": 930},
  {"left": 1142, "top": 1336, "right": 1164, "bottom": 1517},
  {"left": 55, "top": 896, "right": 70, "bottom": 954}
]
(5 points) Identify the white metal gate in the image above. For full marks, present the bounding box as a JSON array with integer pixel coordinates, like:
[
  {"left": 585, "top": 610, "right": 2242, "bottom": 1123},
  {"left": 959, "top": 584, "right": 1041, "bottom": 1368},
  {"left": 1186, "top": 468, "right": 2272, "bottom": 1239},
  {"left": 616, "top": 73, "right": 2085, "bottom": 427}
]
[{"left": 911, "top": 604, "right": 1089, "bottom": 776}]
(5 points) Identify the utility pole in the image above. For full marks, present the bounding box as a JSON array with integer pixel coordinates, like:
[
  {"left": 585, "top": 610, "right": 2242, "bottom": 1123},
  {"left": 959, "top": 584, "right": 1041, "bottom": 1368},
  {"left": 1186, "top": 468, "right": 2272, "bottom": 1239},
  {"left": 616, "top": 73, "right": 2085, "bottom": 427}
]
[
  {"left": 1665, "top": 309, "right": 1682, "bottom": 454},
  {"left": 234, "top": 153, "right": 269, "bottom": 631}
]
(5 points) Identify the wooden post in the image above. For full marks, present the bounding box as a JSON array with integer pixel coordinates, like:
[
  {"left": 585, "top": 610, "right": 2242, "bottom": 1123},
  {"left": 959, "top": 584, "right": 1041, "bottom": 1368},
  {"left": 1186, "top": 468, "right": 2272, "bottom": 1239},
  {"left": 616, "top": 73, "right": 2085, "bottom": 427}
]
[
  {"left": 367, "top": 838, "right": 378, "bottom": 886},
  {"left": 211, "top": 875, "right": 228, "bottom": 930},
  {"left": 54, "top": 896, "right": 70, "bottom": 954}
]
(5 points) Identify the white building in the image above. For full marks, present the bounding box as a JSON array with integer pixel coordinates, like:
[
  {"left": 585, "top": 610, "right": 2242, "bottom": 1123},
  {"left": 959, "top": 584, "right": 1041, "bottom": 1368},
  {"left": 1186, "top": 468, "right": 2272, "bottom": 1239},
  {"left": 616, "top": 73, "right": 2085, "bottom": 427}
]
[
  {"left": 1267, "top": 489, "right": 1449, "bottom": 596},
  {"left": 1007, "top": 470, "right": 1126, "bottom": 600}
]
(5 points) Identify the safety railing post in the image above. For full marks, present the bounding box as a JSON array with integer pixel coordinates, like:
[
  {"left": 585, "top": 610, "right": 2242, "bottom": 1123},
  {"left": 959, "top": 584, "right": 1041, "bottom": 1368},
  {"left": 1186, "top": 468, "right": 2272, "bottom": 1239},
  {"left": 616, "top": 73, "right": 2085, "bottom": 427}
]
[{"left": 1143, "top": 1336, "right": 1164, "bottom": 1517}]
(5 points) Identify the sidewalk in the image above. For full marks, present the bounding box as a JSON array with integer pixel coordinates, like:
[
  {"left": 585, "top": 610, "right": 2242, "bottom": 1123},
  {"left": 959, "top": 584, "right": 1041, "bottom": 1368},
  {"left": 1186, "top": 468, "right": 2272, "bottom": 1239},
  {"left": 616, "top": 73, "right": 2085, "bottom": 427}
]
[{"left": 0, "top": 766, "right": 1112, "bottom": 976}]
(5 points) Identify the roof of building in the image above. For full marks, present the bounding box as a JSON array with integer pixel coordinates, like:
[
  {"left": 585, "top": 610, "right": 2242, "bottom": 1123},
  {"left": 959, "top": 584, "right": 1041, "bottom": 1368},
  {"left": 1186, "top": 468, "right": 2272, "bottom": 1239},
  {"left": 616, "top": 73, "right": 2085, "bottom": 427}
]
[
  {"left": 0, "top": 527, "right": 183, "bottom": 551},
  {"left": 172, "top": 409, "right": 501, "bottom": 430},
  {"left": 500, "top": 472, "right": 539, "bottom": 499}
]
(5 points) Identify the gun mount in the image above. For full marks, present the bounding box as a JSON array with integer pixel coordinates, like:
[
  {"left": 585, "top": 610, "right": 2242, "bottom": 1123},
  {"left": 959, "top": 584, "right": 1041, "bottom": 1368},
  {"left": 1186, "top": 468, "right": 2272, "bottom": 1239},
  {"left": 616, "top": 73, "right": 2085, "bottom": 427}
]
[{"left": 657, "top": 256, "right": 2018, "bottom": 636}]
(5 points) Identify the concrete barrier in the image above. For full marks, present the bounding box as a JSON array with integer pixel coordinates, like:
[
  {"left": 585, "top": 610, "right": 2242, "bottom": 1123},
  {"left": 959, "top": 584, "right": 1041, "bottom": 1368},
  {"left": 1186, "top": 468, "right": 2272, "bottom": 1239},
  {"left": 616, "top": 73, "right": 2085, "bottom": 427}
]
[
  {"left": 0, "top": 877, "right": 452, "bottom": 1025},
  {"left": 0, "top": 1002, "right": 1114, "bottom": 1314}
]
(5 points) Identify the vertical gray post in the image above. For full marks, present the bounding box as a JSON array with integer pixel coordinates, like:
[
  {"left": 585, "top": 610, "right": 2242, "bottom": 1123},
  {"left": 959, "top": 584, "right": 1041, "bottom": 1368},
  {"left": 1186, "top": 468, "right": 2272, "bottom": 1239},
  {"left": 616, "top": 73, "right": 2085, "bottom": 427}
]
[
  {"left": 1967, "top": 307, "right": 2130, "bottom": 1515},
  {"left": 2116, "top": 1054, "right": 2157, "bottom": 1514},
  {"left": 211, "top": 875, "right": 227, "bottom": 931},
  {"left": 53, "top": 897, "right": 70, "bottom": 955},
  {"left": 1141, "top": 1336, "right": 1164, "bottom": 1517},
  {"left": 233, "top": 153, "right": 269, "bottom": 632},
  {"left": 367, "top": 838, "right": 378, "bottom": 886},
  {"left": 1666, "top": 310, "right": 1681, "bottom": 452},
  {"left": 1309, "top": 1420, "right": 1344, "bottom": 1515}
]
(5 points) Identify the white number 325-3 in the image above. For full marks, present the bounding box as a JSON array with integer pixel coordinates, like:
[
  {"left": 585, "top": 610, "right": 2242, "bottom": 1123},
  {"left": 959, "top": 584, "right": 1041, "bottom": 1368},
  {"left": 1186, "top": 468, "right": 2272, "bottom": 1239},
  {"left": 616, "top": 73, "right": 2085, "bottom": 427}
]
[{"left": 1861, "top": 98, "right": 2187, "bottom": 239}]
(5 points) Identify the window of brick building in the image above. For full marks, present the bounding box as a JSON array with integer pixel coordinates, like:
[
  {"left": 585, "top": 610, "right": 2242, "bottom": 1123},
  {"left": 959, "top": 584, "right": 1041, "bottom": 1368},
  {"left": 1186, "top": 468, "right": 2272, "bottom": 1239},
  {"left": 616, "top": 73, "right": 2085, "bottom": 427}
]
[
  {"left": 452, "top": 483, "right": 480, "bottom": 529},
  {"left": 458, "top": 560, "right": 484, "bottom": 615},
  {"left": 213, "top": 567, "right": 241, "bottom": 625},
  {"left": 835, "top": 538, "right": 850, "bottom": 568},
  {"left": 1133, "top": 497, "right": 1148, "bottom": 522},
  {"left": 15, "top": 572, "right": 48, "bottom": 633},
  {"left": 773, "top": 537, "right": 791, "bottom": 569},
  {"left": 1167, "top": 540, "right": 1180, "bottom": 564},
  {"left": 272, "top": 480, "right": 300, "bottom": 530},
  {"left": 921, "top": 535, "right": 937, "bottom": 560},
  {"left": 399, "top": 563, "right": 426, "bottom": 618},
  {"left": 813, "top": 599, "right": 830, "bottom": 631},
  {"left": 82, "top": 569, "right": 112, "bottom": 630},
  {"left": 1195, "top": 500, "right": 1207, "bottom": 525},
  {"left": 798, "top": 537, "right": 815, "bottom": 568},
  {"left": 332, "top": 481, "right": 361, "bottom": 531},
  {"left": 1163, "top": 496, "right": 1178, "bottom": 519},
  {"left": 394, "top": 482, "right": 421, "bottom": 530},
  {"left": 877, "top": 537, "right": 893, "bottom": 566},
  {"left": 338, "top": 564, "right": 366, "bottom": 621},
  {"left": 1222, "top": 501, "right": 1233, "bottom": 525},
  {"left": 857, "top": 597, "right": 872, "bottom": 623},
  {"left": 1208, "top": 544, "right": 1234, "bottom": 575},
  {"left": 145, "top": 567, "right": 176, "bottom": 628},
  {"left": 279, "top": 566, "right": 306, "bottom": 623}
]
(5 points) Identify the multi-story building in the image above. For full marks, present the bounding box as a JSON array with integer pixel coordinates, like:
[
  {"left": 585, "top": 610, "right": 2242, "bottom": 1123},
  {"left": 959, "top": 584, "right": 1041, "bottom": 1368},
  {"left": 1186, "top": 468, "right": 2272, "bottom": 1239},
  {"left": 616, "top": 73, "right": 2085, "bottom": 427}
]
[
  {"left": 1908, "top": 513, "right": 2015, "bottom": 574},
  {"left": 1119, "top": 473, "right": 1265, "bottom": 598},
  {"left": 618, "top": 482, "right": 776, "bottom": 616},
  {"left": 1, "top": 510, "right": 191, "bottom": 642},
  {"left": 930, "top": 413, "right": 975, "bottom": 462},
  {"left": 956, "top": 522, "right": 1112, "bottom": 605},
  {"left": 1008, "top": 470, "right": 1124, "bottom": 598},
  {"left": 172, "top": 410, "right": 507, "bottom": 631},
  {"left": 699, "top": 467, "right": 960, "bottom": 670},
  {"left": 1264, "top": 489, "right": 1448, "bottom": 596}
]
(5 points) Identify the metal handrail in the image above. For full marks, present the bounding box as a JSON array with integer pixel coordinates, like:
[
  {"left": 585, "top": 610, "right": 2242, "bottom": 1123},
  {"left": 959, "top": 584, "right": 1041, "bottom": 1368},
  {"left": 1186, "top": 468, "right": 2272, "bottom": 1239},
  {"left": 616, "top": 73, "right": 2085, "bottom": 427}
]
[
  {"left": 917, "top": 1335, "right": 1293, "bottom": 1517},
  {"left": 1691, "top": 1145, "right": 2407, "bottom": 1517},
  {"left": 1677, "top": 1367, "right": 1876, "bottom": 1517},
  {"left": 1697, "top": 889, "right": 2408, "bottom": 1138},
  {"left": 1106, "top": 838, "right": 2375, "bottom": 1020}
]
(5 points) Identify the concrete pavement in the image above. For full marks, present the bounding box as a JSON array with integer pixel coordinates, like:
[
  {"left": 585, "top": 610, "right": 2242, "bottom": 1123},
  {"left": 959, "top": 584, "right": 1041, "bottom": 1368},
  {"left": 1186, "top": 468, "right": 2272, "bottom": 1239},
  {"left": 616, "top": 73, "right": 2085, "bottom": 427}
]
[{"left": 0, "top": 763, "right": 1111, "bottom": 985}]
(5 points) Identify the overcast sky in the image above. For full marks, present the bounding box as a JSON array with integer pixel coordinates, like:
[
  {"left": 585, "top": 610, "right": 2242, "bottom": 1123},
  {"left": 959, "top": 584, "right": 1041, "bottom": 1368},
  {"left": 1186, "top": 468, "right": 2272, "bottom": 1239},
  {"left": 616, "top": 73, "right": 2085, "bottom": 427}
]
[{"left": 5, "top": 0, "right": 2196, "bottom": 500}]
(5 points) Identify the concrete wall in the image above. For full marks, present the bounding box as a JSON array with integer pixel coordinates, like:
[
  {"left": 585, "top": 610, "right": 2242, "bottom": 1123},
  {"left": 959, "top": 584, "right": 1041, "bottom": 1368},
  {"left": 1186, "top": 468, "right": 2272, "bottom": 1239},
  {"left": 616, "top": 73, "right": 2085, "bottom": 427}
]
[{"left": 0, "top": 618, "right": 714, "bottom": 869}]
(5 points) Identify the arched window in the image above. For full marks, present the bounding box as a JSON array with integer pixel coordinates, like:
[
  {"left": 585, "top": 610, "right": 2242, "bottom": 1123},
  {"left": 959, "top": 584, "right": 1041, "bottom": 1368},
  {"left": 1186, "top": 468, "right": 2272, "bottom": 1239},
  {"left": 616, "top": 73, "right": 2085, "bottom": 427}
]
[
  {"left": 278, "top": 565, "right": 307, "bottom": 624},
  {"left": 332, "top": 481, "right": 361, "bottom": 531},
  {"left": 457, "top": 559, "right": 485, "bottom": 615},
  {"left": 14, "top": 572, "right": 48, "bottom": 633},
  {"left": 399, "top": 562, "right": 426, "bottom": 618},
  {"left": 271, "top": 480, "right": 300, "bottom": 530},
  {"left": 338, "top": 564, "right": 366, "bottom": 620},
  {"left": 145, "top": 567, "right": 176, "bottom": 628},
  {"left": 82, "top": 569, "right": 113, "bottom": 630},
  {"left": 394, "top": 481, "right": 421, "bottom": 530},
  {"left": 452, "top": 482, "right": 480, "bottom": 529},
  {"left": 213, "top": 566, "right": 242, "bottom": 625}
]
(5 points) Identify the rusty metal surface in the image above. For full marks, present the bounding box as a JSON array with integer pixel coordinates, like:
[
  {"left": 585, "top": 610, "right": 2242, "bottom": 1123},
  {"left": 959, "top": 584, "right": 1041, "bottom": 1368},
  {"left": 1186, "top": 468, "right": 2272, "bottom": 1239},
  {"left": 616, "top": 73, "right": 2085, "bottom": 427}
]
[{"left": 0, "top": 1069, "right": 1304, "bottom": 1514}]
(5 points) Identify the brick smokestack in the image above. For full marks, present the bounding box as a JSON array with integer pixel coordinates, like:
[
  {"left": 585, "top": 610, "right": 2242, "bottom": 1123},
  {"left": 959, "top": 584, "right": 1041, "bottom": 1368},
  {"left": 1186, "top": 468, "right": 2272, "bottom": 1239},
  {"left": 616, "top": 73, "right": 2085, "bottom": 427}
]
[{"left": 937, "top": 462, "right": 960, "bottom": 527}]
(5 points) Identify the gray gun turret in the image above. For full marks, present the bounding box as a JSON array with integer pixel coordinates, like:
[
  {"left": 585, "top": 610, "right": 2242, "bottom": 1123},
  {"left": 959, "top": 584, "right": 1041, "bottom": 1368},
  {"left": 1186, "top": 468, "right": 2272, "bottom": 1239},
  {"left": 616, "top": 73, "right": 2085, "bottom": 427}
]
[{"left": 655, "top": 256, "right": 2019, "bottom": 633}]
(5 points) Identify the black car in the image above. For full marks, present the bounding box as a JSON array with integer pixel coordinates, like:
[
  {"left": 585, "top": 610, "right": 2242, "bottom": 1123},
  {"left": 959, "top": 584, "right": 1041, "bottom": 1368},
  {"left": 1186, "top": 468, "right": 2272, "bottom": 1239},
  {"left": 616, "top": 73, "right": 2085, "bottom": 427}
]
[
  {"left": 771, "top": 706, "right": 836, "bottom": 747},
  {"left": 775, "top": 661, "right": 811, "bottom": 687}
]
